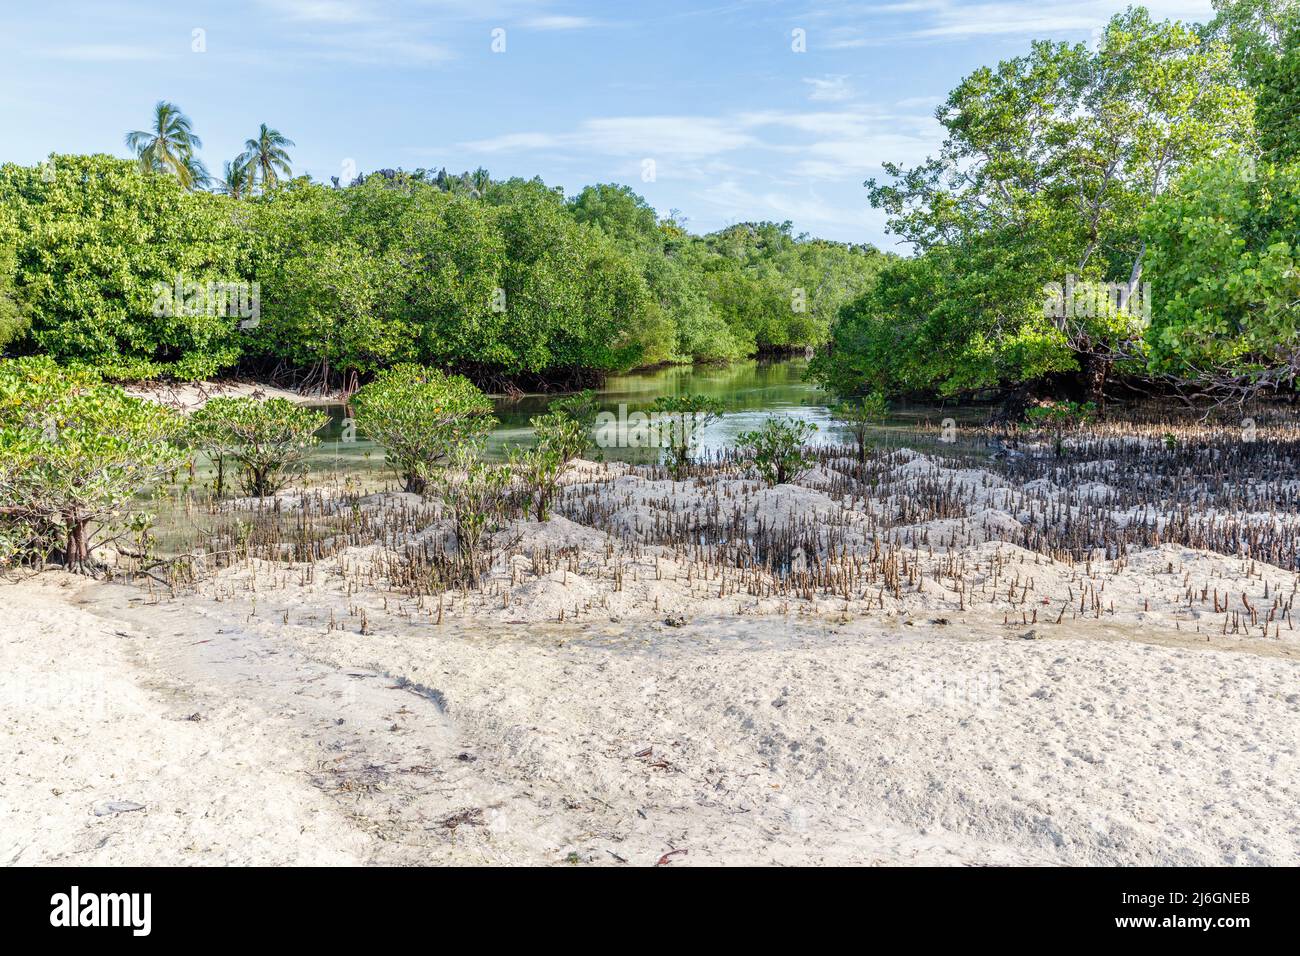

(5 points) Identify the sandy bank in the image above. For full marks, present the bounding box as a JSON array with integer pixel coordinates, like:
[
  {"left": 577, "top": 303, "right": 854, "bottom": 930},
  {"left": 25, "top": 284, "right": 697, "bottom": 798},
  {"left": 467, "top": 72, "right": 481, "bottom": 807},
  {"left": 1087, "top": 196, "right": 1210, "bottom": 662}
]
[
  {"left": 123, "top": 379, "right": 321, "bottom": 412},
  {"left": 0, "top": 574, "right": 368, "bottom": 865},
  {"left": 5, "top": 574, "right": 1297, "bottom": 865}
]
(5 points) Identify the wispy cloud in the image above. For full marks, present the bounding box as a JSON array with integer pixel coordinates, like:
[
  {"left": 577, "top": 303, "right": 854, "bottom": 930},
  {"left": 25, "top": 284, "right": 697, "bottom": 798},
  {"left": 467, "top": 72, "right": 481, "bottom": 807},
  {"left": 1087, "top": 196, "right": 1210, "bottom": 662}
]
[
  {"left": 296, "top": 29, "right": 454, "bottom": 66},
  {"left": 691, "top": 178, "right": 882, "bottom": 232},
  {"left": 811, "top": 0, "right": 1217, "bottom": 47},
  {"left": 803, "top": 75, "right": 855, "bottom": 103},
  {"left": 453, "top": 105, "right": 941, "bottom": 187},
  {"left": 462, "top": 115, "right": 761, "bottom": 159},
  {"left": 522, "top": 15, "right": 598, "bottom": 30},
  {"left": 259, "top": 0, "right": 376, "bottom": 23}
]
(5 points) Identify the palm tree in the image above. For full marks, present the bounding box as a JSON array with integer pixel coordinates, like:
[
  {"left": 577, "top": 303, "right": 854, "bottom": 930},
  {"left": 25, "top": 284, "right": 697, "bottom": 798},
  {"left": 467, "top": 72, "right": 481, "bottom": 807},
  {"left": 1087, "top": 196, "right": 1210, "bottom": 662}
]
[
  {"left": 240, "top": 124, "right": 294, "bottom": 192},
  {"left": 219, "top": 157, "right": 254, "bottom": 199},
  {"left": 125, "top": 101, "right": 209, "bottom": 189}
]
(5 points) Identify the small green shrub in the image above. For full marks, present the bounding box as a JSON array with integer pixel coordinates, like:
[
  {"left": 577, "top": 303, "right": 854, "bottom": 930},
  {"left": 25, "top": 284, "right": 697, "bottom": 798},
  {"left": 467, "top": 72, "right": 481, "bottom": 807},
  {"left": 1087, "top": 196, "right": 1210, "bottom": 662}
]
[
  {"left": 351, "top": 364, "right": 495, "bottom": 495},
  {"left": 0, "top": 357, "right": 183, "bottom": 571},
  {"left": 187, "top": 397, "right": 326, "bottom": 497},
  {"left": 549, "top": 389, "right": 600, "bottom": 432},
  {"left": 649, "top": 394, "right": 722, "bottom": 479},
  {"left": 436, "top": 456, "right": 510, "bottom": 587},
  {"left": 833, "top": 391, "right": 887, "bottom": 463},
  {"left": 1023, "top": 400, "right": 1097, "bottom": 457},
  {"left": 737, "top": 417, "right": 819, "bottom": 486},
  {"left": 512, "top": 408, "right": 589, "bottom": 521}
]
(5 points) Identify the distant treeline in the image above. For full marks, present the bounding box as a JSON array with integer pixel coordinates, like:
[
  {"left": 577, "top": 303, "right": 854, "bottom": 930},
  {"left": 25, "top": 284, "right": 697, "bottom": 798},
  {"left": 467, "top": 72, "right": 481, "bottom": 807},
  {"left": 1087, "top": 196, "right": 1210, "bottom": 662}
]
[{"left": 0, "top": 156, "right": 889, "bottom": 389}]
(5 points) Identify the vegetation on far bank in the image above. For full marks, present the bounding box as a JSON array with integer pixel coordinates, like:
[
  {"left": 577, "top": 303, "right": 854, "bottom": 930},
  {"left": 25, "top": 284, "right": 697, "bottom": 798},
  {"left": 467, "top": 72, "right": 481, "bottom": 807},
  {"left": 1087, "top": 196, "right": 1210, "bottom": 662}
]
[{"left": 0, "top": 148, "right": 888, "bottom": 389}]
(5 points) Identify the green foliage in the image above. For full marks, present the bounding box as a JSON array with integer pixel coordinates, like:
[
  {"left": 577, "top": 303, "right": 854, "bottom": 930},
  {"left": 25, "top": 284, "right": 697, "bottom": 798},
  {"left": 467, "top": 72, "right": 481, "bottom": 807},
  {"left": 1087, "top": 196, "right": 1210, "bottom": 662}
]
[
  {"left": 187, "top": 397, "right": 325, "bottom": 497},
  {"left": 549, "top": 389, "right": 600, "bottom": 431},
  {"left": 1023, "top": 400, "right": 1097, "bottom": 456},
  {"left": 0, "top": 154, "right": 249, "bottom": 379},
  {"left": 0, "top": 206, "right": 28, "bottom": 350},
  {"left": 0, "top": 153, "right": 886, "bottom": 386},
  {"left": 0, "top": 356, "right": 183, "bottom": 570},
  {"left": 255, "top": 235, "right": 408, "bottom": 384},
  {"left": 699, "top": 222, "right": 887, "bottom": 355},
  {"left": 649, "top": 394, "right": 722, "bottom": 479},
  {"left": 493, "top": 190, "right": 648, "bottom": 373},
  {"left": 240, "top": 123, "right": 295, "bottom": 193},
  {"left": 822, "top": 8, "right": 1253, "bottom": 399},
  {"left": 737, "top": 417, "right": 819, "bottom": 486},
  {"left": 568, "top": 184, "right": 662, "bottom": 253},
  {"left": 833, "top": 391, "right": 888, "bottom": 463},
  {"left": 125, "top": 101, "right": 209, "bottom": 190},
  {"left": 567, "top": 191, "right": 889, "bottom": 364},
  {"left": 1254, "top": 13, "right": 1300, "bottom": 163},
  {"left": 509, "top": 443, "right": 564, "bottom": 523},
  {"left": 249, "top": 179, "right": 650, "bottom": 383},
  {"left": 351, "top": 364, "right": 495, "bottom": 494},
  {"left": 1144, "top": 158, "right": 1300, "bottom": 388},
  {"left": 511, "top": 401, "right": 593, "bottom": 521}
]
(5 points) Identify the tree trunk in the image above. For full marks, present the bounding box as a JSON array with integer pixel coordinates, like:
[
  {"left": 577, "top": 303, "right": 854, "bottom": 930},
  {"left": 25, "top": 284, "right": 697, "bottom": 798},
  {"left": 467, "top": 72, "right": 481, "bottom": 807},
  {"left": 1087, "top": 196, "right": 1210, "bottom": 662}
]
[
  {"left": 63, "top": 514, "right": 90, "bottom": 571},
  {"left": 992, "top": 383, "right": 1037, "bottom": 424},
  {"left": 1083, "top": 354, "right": 1111, "bottom": 414}
]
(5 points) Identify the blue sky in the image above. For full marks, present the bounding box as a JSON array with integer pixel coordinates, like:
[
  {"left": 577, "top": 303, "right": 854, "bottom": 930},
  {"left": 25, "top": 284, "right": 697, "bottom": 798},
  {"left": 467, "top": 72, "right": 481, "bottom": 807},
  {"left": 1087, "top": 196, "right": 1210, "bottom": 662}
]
[{"left": 0, "top": 0, "right": 1214, "bottom": 247}]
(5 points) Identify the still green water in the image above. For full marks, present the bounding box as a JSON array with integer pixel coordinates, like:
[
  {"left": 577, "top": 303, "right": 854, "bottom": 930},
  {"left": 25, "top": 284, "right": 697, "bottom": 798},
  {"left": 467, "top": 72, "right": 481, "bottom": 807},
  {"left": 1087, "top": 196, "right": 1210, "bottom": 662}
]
[{"left": 305, "top": 357, "right": 983, "bottom": 477}]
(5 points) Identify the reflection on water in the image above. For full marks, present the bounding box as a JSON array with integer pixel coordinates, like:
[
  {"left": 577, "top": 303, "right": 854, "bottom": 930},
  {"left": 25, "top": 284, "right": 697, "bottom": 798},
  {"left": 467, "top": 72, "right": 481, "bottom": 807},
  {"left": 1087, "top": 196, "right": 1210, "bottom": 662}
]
[{"left": 308, "top": 357, "right": 988, "bottom": 473}]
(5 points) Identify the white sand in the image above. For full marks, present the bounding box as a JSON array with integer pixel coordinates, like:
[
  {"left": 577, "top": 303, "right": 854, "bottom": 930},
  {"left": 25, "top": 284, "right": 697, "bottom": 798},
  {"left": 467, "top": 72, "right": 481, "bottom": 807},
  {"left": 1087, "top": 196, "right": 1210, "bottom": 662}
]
[
  {"left": 0, "top": 574, "right": 369, "bottom": 865},
  {"left": 3, "top": 455, "right": 1298, "bottom": 866},
  {"left": 123, "top": 379, "right": 317, "bottom": 412}
]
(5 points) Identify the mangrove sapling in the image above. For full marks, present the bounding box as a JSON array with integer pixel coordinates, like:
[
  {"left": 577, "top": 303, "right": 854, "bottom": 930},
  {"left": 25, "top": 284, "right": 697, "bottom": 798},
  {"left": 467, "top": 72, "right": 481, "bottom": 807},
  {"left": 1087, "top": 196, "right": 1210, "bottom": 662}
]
[
  {"left": 436, "top": 456, "right": 510, "bottom": 588},
  {"left": 737, "top": 417, "right": 819, "bottom": 486},
  {"left": 833, "top": 391, "right": 888, "bottom": 464},
  {"left": 510, "top": 444, "right": 565, "bottom": 522},
  {"left": 0, "top": 448, "right": 48, "bottom": 571},
  {"left": 184, "top": 405, "right": 242, "bottom": 498},
  {"left": 188, "top": 397, "right": 326, "bottom": 497},
  {"left": 649, "top": 394, "right": 722, "bottom": 480},
  {"left": 512, "top": 409, "right": 588, "bottom": 521},
  {"left": 1024, "top": 401, "right": 1097, "bottom": 457},
  {"left": 351, "top": 365, "right": 496, "bottom": 495},
  {"left": 0, "top": 357, "right": 184, "bottom": 572},
  {"left": 549, "top": 389, "right": 600, "bottom": 436}
]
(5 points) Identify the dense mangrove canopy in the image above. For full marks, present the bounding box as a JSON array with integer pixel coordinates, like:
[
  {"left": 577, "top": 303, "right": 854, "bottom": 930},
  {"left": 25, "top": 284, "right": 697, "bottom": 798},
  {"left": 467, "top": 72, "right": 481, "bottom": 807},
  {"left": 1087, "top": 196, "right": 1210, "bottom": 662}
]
[{"left": 0, "top": 157, "right": 889, "bottom": 388}]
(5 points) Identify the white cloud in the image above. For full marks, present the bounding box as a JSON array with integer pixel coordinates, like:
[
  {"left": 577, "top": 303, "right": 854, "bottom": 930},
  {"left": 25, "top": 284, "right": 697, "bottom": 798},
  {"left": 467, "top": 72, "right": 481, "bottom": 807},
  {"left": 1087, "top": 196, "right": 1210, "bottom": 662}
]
[
  {"left": 462, "top": 116, "right": 760, "bottom": 159},
  {"left": 461, "top": 106, "right": 940, "bottom": 167},
  {"left": 691, "top": 179, "right": 881, "bottom": 232},
  {"left": 259, "top": 0, "right": 375, "bottom": 23},
  {"left": 816, "top": 0, "right": 1217, "bottom": 46},
  {"left": 296, "top": 29, "right": 453, "bottom": 65},
  {"left": 803, "top": 75, "right": 855, "bottom": 103},
  {"left": 522, "top": 15, "right": 598, "bottom": 30}
]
